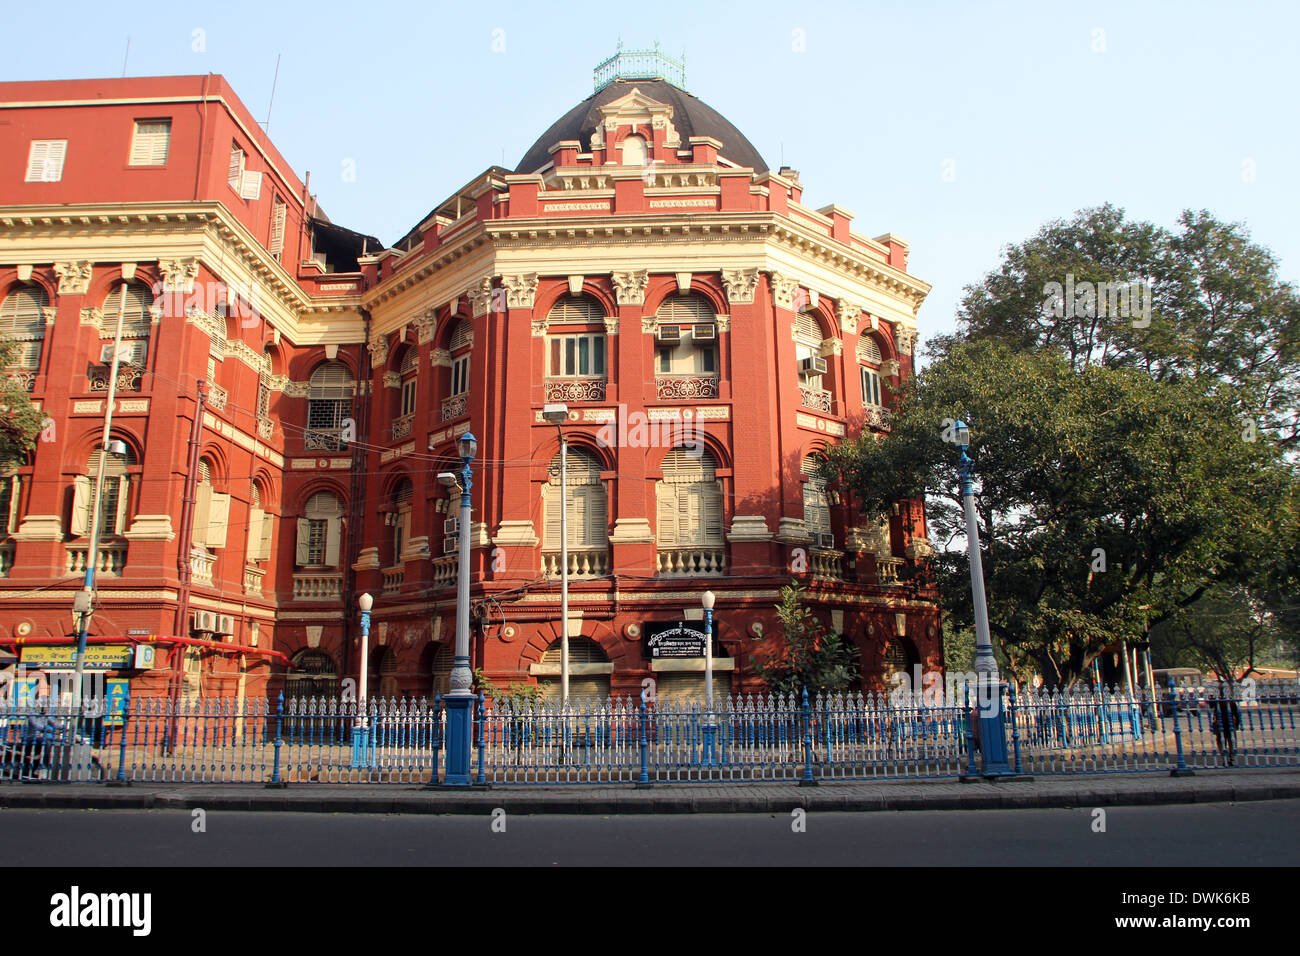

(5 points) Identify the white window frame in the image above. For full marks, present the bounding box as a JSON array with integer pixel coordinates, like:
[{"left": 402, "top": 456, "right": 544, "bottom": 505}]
[
  {"left": 450, "top": 354, "right": 470, "bottom": 396},
  {"left": 548, "top": 333, "right": 606, "bottom": 378},
  {"left": 860, "top": 366, "right": 883, "bottom": 407},
  {"left": 25, "top": 140, "right": 67, "bottom": 183},
  {"left": 228, "top": 144, "right": 246, "bottom": 191}
]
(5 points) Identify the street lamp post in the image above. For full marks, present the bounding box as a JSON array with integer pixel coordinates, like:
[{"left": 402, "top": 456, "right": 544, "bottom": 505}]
[
  {"left": 701, "top": 589, "right": 717, "bottom": 765},
  {"left": 542, "top": 403, "right": 570, "bottom": 703},
  {"left": 954, "top": 420, "right": 1015, "bottom": 777},
  {"left": 350, "top": 592, "right": 373, "bottom": 768},
  {"left": 443, "top": 432, "right": 477, "bottom": 786}
]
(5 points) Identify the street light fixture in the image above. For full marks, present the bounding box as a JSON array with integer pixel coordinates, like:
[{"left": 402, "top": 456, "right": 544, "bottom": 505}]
[
  {"left": 954, "top": 420, "right": 1015, "bottom": 777},
  {"left": 443, "top": 432, "right": 477, "bottom": 785},
  {"left": 350, "top": 592, "right": 374, "bottom": 768},
  {"left": 701, "top": 589, "right": 717, "bottom": 765},
  {"left": 541, "top": 403, "right": 571, "bottom": 704}
]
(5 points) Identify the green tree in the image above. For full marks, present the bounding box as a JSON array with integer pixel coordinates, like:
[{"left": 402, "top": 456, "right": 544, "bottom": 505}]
[
  {"left": 749, "top": 583, "right": 860, "bottom": 695},
  {"left": 0, "top": 339, "right": 43, "bottom": 469},
  {"left": 824, "top": 339, "right": 1297, "bottom": 688},
  {"left": 943, "top": 204, "right": 1300, "bottom": 449},
  {"left": 1150, "top": 584, "right": 1294, "bottom": 681}
]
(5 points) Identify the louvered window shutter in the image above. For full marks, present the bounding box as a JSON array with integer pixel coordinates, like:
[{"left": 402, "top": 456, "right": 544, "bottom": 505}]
[
  {"left": 208, "top": 493, "right": 230, "bottom": 548},
  {"left": 26, "top": 141, "right": 66, "bottom": 182},
  {"left": 69, "top": 476, "right": 89, "bottom": 536},
  {"left": 543, "top": 485, "right": 561, "bottom": 548},
  {"left": 228, "top": 147, "right": 244, "bottom": 188},
  {"left": 2, "top": 476, "right": 18, "bottom": 534},
  {"left": 1, "top": 287, "right": 49, "bottom": 341},
  {"left": 587, "top": 484, "right": 607, "bottom": 547},
  {"left": 704, "top": 483, "right": 723, "bottom": 542},
  {"left": 192, "top": 482, "right": 212, "bottom": 547},
  {"left": 249, "top": 506, "right": 265, "bottom": 560},
  {"left": 795, "top": 312, "right": 822, "bottom": 345},
  {"left": 656, "top": 483, "right": 678, "bottom": 547},
  {"left": 129, "top": 120, "right": 170, "bottom": 166},
  {"left": 295, "top": 519, "right": 311, "bottom": 565},
  {"left": 324, "top": 518, "right": 341, "bottom": 566},
  {"left": 656, "top": 294, "right": 714, "bottom": 325},
  {"left": 113, "top": 476, "right": 130, "bottom": 535},
  {"left": 259, "top": 508, "right": 274, "bottom": 561},
  {"left": 270, "top": 200, "right": 287, "bottom": 258}
]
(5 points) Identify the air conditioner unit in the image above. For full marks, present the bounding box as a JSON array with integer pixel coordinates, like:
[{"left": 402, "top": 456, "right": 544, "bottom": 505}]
[
  {"left": 656, "top": 325, "right": 681, "bottom": 344},
  {"left": 692, "top": 323, "right": 716, "bottom": 342},
  {"left": 800, "top": 356, "right": 828, "bottom": 376},
  {"left": 216, "top": 615, "right": 234, "bottom": 637},
  {"left": 191, "top": 611, "right": 214, "bottom": 635},
  {"left": 815, "top": 533, "right": 835, "bottom": 550},
  {"left": 100, "top": 343, "right": 140, "bottom": 365},
  {"left": 444, "top": 517, "right": 460, "bottom": 536},
  {"left": 443, "top": 536, "right": 459, "bottom": 555}
]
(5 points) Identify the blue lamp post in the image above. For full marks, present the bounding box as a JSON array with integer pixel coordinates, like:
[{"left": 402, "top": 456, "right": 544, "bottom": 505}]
[
  {"left": 350, "top": 592, "right": 374, "bottom": 768},
  {"left": 443, "top": 432, "right": 477, "bottom": 786},
  {"left": 954, "top": 420, "right": 1015, "bottom": 777},
  {"left": 701, "top": 589, "right": 717, "bottom": 765}
]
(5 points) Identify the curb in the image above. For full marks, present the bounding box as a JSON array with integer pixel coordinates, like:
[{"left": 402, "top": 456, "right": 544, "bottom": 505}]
[{"left": 3, "top": 772, "right": 1299, "bottom": 815}]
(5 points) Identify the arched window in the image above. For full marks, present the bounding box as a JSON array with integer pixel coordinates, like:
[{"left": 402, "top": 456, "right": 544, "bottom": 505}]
[
  {"left": 654, "top": 294, "right": 718, "bottom": 398},
  {"left": 1, "top": 285, "right": 48, "bottom": 389},
  {"left": 620, "top": 134, "right": 648, "bottom": 166},
  {"left": 857, "top": 335, "right": 884, "bottom": 409},
  {"left": 536, "top": 636, "right": 611, "bottom": 701},
  {"left": 656, "top": 447, "right": 724, "bottom": 573},
  {"left": 442, "top": 320, "right": 472, "bottom": 422},
  {"left": 96, "top": 282, "right": 154, "bottom": 388},
  {"left": 390, "top": 478, "right": 413, "bottom": 565},
  {"left": 545, "top": 296, "right": 607, "bottom": 402},
  {"left": 286, "top": 650, "right": 337, "bottom": 701},
  {"left": 802, "top": 454, "right": 833, "bottom": 549},
  {"left": 542, "top": 448, "right": 608, "bottom": 576},
  {"left": 296, "top": 491, "right": 344, "bottom": 568},
  {"left": 191, "top": 457, "right": 231, "bottom": 550},
  {"left": 72, "top": 445, "right": 137, "bottom": 538},
  {"left": 794, "top": 311, "right": 832, "bottom": 413},
  {"left": 306, "top": 362, "right": 354, "bottom": 451}
]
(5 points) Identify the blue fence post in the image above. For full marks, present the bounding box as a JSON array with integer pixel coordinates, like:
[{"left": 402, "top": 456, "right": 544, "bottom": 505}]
[
  {"left": 1009, "top": 688, "right": 1023, "bottom": 776},
  {"left": 108, "top": 698, "right": 131, "bottom": 787},
  {"left": 637, "top": 697, "right": 650, "bottom": 786},
  {"left": 963, "top": 682, "right": 978, "bottom": 778},
  {"left": 267, "top": 691, "right": 286, "bottom": 788},
  {"left": 475, "top": 692, "right": 487, "bottom": 786},
  {"left": 1168, "top": 678, "right": 1193, "bottom": 776},
  {"left": 799, "top": 687, "right": 818, "bottom": 787}
]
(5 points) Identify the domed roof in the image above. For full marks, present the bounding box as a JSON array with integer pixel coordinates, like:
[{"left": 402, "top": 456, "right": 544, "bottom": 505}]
[{"left": 515, "top": 78, "right": 768, "bottom": 175}]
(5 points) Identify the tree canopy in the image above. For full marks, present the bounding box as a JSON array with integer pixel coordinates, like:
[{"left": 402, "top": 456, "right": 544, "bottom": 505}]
[{"left": 0, "top": 340, "right": 43, "bottom": 470}]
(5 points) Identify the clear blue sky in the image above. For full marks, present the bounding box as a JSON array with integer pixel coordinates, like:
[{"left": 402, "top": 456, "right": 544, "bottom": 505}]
[{"left": 5, "top": 0, "right": 1297, "bottom": 347}]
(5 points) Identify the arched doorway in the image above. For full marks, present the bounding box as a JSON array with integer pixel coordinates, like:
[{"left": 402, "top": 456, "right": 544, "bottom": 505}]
[
  {"left": 535, "top": 637, "right": 611, "bottom": 702},
  {"left": 286, "top": 650, "right": 337, "bottom": 701}
]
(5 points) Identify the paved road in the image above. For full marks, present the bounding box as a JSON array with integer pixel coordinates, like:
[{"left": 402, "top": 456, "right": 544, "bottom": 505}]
[{"left": 2, "top": 800, "right": 1297, "bottom": 866}]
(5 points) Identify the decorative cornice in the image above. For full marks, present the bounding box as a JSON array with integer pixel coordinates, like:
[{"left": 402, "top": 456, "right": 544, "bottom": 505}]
[
  {"left": 611, "top": 269, "right": 649, "bottom": 306},
  {"left": 54, "top": 260, "right": 92, "bottom": 295},
  {"left": 721, "top": 268, "right": 759, "bottom": 305}
]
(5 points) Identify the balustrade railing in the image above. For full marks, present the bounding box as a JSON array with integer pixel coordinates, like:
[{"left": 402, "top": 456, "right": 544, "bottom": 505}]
[
  {"left": 432, "top": 554, "right": 458, "bottom": 589},
  {"left": 87, "top": 364, "right": 142, "bottom": 393},
  {"left": 256, "top": 417, "right": 274, "bottom": 440},
  {"left": 208, "top": 385, "right": 228, "bottom": 412},
  {"left": 243, "top": 567, "right": 265, "bottom": 595},
  {"left": 65, "top": 545, "right": 128, "bottom": 575},
  {"left": 656, "top": 547, "right": 726, "bottom": 575},
  {"left": 541, "top": 548, "right": 610, "bottom": 579},
  {"left": 656, "top": 375, "right": 719, "bottom": 400},
  {"left": 877, "top": 557, "right": 904, "bottom": 585},
  {"left": 292, "top": 573, "right": 342, "bottom": 600},
  {"left": 544, "top": 378, "right": 606, "bottom": 402},
  {"left": 190, "top": 548, "right": 215, "bottom": 586},
  {"left": 304, "top": 429, "right": 345, "bottom": 452},
  {"left": 799, "top": 385, "right": 832, "bottom": 413},
  {"left": 382, "top": 566, "right": 404, "bottom": 594},
  {"left": 441, "top": 394, "right": 468, "bottom": 422},
  {"left": 390, "top": 413, "right": 414, "bottom": 440},
  {"left": 7, "top": 369, "right": 36, "bottom": 392},
  {"left": 809, "top": 548, "right": 844, "bottom": 580}
]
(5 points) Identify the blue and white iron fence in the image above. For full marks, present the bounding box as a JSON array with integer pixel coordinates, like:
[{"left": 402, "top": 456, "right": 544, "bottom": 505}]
[{"left": 2, "top": 680, "right": 1297, "bottom": 785}]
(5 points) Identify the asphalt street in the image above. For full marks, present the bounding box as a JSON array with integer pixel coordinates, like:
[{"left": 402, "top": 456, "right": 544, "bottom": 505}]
[{"left": 2, "top": 799, "right": 1297, "bottom": 866}]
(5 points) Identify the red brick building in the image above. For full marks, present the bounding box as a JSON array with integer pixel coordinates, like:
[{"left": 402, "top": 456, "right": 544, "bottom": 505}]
[{"left": 0, "top": 55, "right": 941, "bottom": 707}]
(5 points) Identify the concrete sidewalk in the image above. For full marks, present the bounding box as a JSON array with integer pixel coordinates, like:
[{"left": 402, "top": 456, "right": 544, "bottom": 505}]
[{"left": 2, "top": 769, "right": 1299, "bottom": 815}]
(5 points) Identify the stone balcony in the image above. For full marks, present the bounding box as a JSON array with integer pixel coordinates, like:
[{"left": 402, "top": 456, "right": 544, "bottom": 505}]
[
  {"left": 799, "top": 385, "right": 833, "bottom": 413},
  {"left": 87, "top": 364, "right": 142, "bottom": 393},
  {"left": 656, "top": 547, "right": 726, "bottom": 576},
  {"left": 544, "top": 378, "right": 606, "bottom": 403},
  {"left": 189, "top": 548, "right": 215, "bottom": 586},
  {"left": 292, "top": 572, "right": 342, "bottom": 600},
  {"left": 382, "top": 565, "right": 405, "bottom": 594},
  {"left": 391, "top": 413, "right": 414, "bottom": 441},
  {"left": 432, "top": 554, "right": 458, "bottom": 589},
  {"left": 877, "top": 556, "right": 904, "bottom": 585},
  {"left": 542, "top": 548, "right": 610, "bottom": 579},
  {"left": 809, "top": 548, "right": 844, "bottom": 580},
  {"left": 66, "top": 544, "right": 128, "bottom": 575},
  {"left": 304, "top": 428, "right": 345, "bottom": 452},
  {"left": 656, "top": 375, "right": 719, "bottom": 400}
]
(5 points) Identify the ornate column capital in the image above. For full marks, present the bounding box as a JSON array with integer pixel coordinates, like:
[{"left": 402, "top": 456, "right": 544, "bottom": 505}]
[
  {"left": 367, "top": 336, "right": 389, "bottom": 366},
  {"left": 54, "top": 260, "right": 93, "bottom": 295},
  {"left": 769, "top": 271, "right": 798, "bottom": 311},
  {"left": 612, "top": 269, "right": 649, "bottom": 306},
  {"left": 430, "top": 347, "right": 452, "bottom": 368},
  {"left": 158, "top": 257, "right": 200, "bottom": 294},
  {"left": 836, "top": 299, "right": 861, "bottom": 335},
  {"left": 415, "top": 308, "right": 437, "bottom": 344},
  {"left": 721, "top": 268, "right": 759, "bottom": 305},
  {"left": 502, "top": 273, "right": 539, "bottom": 310},
  {"left": 467, "top": 277, "right": 496, "bottom": 317},
  {"left": 894, "top": 324, "right": 918, "bottom": 356}
]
